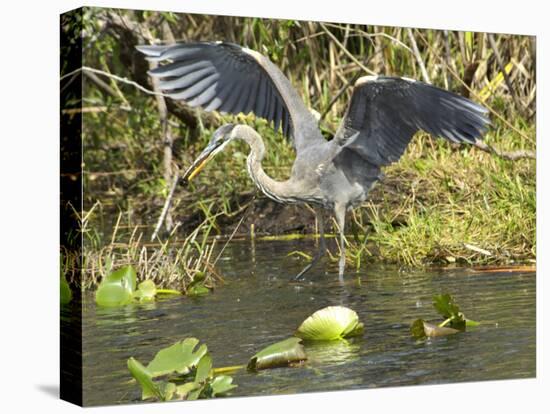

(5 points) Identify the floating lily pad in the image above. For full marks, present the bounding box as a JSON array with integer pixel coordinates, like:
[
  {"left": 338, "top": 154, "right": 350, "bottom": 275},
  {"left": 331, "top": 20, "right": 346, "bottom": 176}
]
[
  {"left": 104, "top": 265, "right": 136, "bottom": 293},
  {"left": 247, "top": 337, "right": 307, "bottom": 371},
  {"left": 95, "top": 283, "right": 133, "bottom": 307},
  {"left": 128, "top": 338, "right": 237, "bottom": 401},
  {"left": 95, "top": 265, "right": 137, "bottom": 307},
  {"left": 187, "top": 283, "right": 210, "bottom": 296},
  {"left": 210, "top": 375, "right": 238, "bottom": 396},
  {"left": 127, "top": 357, "right": 163, "bottom": 400},
  {"left": 195, "top": 354, "right": 212, "bottom": 383},
  {"left": 147, "top": 338, "right": 208, "bottom": 377},
  {"left": 174, "top": 382, "right": 201, "bottom": 400},
  {"left": 295, "top": 306, "right": 364, "bottom": 341},
  {"left": 433, "top": 293, "right": 478, "bottom": 329},
  {"left": 135, "top": 280, "right": 157, "bottom": 302}
]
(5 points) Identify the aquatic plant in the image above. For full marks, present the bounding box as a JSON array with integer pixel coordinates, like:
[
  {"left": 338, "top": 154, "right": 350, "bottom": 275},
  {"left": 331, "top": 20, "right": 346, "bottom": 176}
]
[
  {"left": 127, "top": 338, "right": 237, "bottom": 401},
  {"left": 247, "top": 338, "right": 307, "bottom": 371},
  {"left": 95, "top": 265, "right": 180, "bottom": 307},
  {"left": 411, "top": 293, "right": 479, "bottom": 338},
  {"left": 295, "top": 306, "right": 364, "bottom": 341}
]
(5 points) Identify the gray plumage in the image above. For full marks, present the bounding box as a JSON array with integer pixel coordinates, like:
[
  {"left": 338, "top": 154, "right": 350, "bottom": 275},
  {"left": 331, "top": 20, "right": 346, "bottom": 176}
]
[{"left": 137, "top": 41, "right": 490, "bottom": 280}]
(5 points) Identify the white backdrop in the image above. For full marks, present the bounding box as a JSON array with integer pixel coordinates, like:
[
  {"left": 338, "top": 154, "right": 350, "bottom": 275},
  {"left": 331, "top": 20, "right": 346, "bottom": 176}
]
[{"left": 0, "top": 0, "right": 546, "bottom": 412}]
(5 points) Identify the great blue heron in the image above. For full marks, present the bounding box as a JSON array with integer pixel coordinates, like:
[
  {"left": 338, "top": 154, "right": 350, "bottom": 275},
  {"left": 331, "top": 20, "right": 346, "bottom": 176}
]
[{"left": 137, "top": 41, "right": 489, "bottom": 279}]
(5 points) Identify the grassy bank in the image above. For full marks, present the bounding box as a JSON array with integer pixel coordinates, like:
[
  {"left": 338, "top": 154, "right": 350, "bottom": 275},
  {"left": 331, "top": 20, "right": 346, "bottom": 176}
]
[{"left": 63, "top": 8, "right": 536, "bottom": 287}]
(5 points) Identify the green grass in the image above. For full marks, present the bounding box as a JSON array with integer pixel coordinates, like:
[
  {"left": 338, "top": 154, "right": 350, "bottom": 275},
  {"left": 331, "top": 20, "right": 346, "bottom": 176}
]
[{"left": 348, "top": 118, "right": 535, "bottom": 267}]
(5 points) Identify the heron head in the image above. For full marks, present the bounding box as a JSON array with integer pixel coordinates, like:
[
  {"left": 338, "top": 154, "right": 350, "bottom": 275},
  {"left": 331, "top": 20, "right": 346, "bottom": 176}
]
[{"left": 181, "top": 124, "right": 236, "bottom": 183}]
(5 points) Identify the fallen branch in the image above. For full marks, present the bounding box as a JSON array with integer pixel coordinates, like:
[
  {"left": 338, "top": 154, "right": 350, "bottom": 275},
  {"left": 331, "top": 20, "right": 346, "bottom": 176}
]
[{"left": 473, "top": 140, "right": 536, "bottom": 161}]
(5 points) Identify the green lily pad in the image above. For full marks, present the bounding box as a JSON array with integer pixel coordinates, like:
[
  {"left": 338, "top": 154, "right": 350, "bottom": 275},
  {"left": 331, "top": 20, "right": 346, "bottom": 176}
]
[
  {"left": 433, "top": 294, "right": 478, "bottom": 329},
  {"left": 135, "top": 280, "right": 157, "bottom": 302},
  {"left": 247, "top": 337, "right": 307, "bottom": 371},
  {"left": 104, "top": 265, "right": 136, "bottom": 293},
  {"left": 60, "top": 275, "right": 72, "bottom": 305},
  {"left": 210, "top": 375, "right": 237, "bottom": 396},
  {"left": 161, "top": 382, "right": 177, "bottom": 401},
  {"left": 147, "top": 338, "right": 208, "bottom": 378},
  {"left": 95, "top": 283, "right": 133, "bottom": 307},
  {"left": 127, "top": 337, "right": 237, "bottom": 401},
  {"left": 95, "top": 265, "right": 138, "bottom": 307},
  {"left": 127, "top": 357, "right": 163, "bottom": 400},
  {"left": 187, "top": 283, "right": 210, "bottom": 296},
  {"left": 195, "top": 354, "right": 212, "bottom": 383},
  {"left": 295, "top": 306, "right": 363, "bottom": 341},
  {"left": 174, "top": 382, "right": 202, "bottom": 400},
  {"left": 187, "top": 387, "right": 204, "bottom": 401}
]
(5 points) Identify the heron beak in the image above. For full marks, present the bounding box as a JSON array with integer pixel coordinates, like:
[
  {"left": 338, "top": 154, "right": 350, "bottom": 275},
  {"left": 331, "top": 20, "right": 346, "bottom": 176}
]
[{"left": 181, "top": 141, "right": 224, "bottom": 183}]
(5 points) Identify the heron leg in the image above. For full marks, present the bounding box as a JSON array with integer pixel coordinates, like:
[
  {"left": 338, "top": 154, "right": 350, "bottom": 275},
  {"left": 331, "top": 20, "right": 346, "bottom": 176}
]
[
  {"left": 293, "top": 208, "right": 326, "bottom": 280},
  {"left": 334, "top": 204, "right": 347, "bottom": 280}
]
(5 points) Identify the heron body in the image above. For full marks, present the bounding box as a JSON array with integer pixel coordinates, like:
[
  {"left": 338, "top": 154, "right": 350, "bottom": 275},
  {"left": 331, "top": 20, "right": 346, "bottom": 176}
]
[{"left": 137, "top": 41, "right": 490, "bottom": 279}]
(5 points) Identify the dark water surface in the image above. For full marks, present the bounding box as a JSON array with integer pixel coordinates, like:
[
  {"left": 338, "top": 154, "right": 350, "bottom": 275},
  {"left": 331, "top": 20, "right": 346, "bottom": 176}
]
[{"left": 70, "top": 240, "right": 535, "bottom": 406}]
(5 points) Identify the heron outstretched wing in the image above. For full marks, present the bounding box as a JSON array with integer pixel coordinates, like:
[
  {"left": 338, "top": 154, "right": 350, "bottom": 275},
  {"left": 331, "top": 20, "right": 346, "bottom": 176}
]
[
  {"left": 136, "top": 42, "right": 324, "bottom": 153},
  {"left": 333, "top": 76, "right": 490, "bottom": 166}
]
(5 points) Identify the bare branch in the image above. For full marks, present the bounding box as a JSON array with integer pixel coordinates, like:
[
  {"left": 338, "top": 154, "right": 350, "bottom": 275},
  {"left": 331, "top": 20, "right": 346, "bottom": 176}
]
[
  {"left": 473, "top": 140, "right": 535, "bottom": 161},
  {"left": 61, "top": 66, "right": 167, "bottom": 97},
  {"left": 319, "top": 23, "right": 377, "bottom": 76},
  {"left": 406, "top": 28, "right": 431, "bottom": 84}
]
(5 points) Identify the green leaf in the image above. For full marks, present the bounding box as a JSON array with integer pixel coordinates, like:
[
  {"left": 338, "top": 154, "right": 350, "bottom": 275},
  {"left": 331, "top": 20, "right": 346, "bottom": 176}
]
[
  {"left": 104, "top": 265, "right": 136, "bottom": 294},
  {"left": 187, "top": 387, "right": 204, "bottom": 401},
  {"left": 60, "top": 275, "right": 72, "bottom": 305},
  {"left": 187, "top": 283, "right": 210, "bottom": 296},
  {"left": 195, "top": 354, "right": 212, "bottom": 383},
  {"left": 135, "top": 279, "right": 157, "bottom": 302},
  {"left": 210, "top": 375, "right": 237, "bottom": 396},
  {"left": 174, "top": 382, "right": 201, "bottom": 400},
  {"left": 295, "top": 306, "right": 363, "bottom": 341},
  {"left": 247, "top": 337, "right": 307, "bottom": 371},
  {"left": 161, "top": 382, "right": 177, "bottom": 401},
  {"left": 433, "top": 294, "right": 478, "bottom": 329},
  {"left": 95, "top": 283, "right": 133, "bottom": 307},
  {"left": 433, "top": 294, "right": 461, "bottom": 320},
  {"left": 127, "top": 357, "right": 163, "bottom": 400},
  {"left": 147, "top": 338, "right": 208, "bottom": 378}
]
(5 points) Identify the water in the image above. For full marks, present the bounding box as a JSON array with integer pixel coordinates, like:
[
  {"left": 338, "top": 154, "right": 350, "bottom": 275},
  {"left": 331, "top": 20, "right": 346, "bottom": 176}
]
[{"left": 67, "top": 240, "right": 535, "bottom": 406}]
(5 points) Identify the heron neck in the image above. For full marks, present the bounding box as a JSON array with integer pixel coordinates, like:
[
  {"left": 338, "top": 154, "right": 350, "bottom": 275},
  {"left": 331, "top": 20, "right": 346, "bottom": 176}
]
[{"left": 235, "top": 125, "right": 295, "bottom": 203}]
